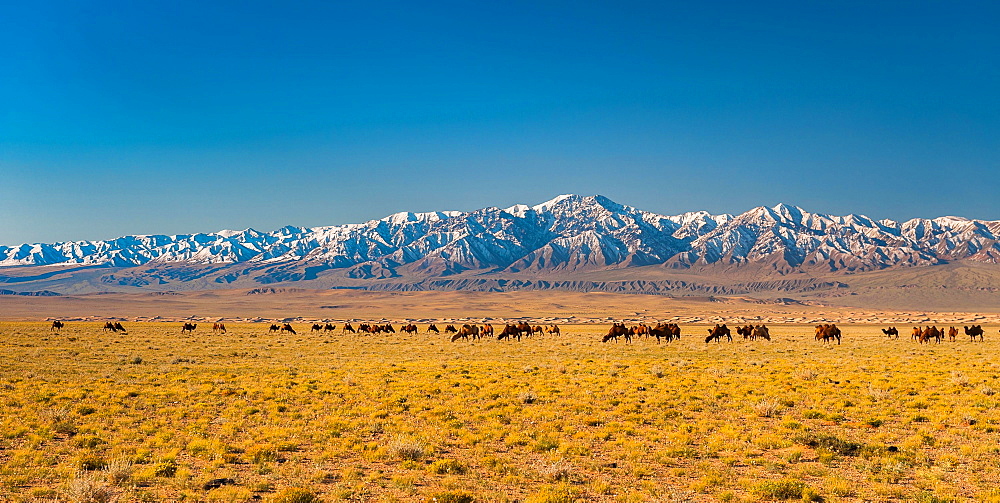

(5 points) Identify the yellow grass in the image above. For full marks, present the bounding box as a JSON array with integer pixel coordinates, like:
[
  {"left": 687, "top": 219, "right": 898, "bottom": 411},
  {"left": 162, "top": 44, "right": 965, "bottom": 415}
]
[{"left": 2, "top": 321, "right": 999, "bottom": 502}]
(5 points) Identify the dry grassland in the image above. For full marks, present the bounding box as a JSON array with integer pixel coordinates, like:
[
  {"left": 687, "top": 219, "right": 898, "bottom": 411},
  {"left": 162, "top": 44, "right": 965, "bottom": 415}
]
[{"left": 2, "top": 322, "right": 1000, "bottom": 502}]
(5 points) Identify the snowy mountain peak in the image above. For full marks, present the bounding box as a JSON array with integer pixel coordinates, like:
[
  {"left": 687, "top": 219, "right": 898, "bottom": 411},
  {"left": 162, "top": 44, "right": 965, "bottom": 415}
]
[
  {"left": 3, "top": 195, "right": 999, "bottom": 284},
  {"left": 504, "top": 204, "right": 531, "bottom": 217}
]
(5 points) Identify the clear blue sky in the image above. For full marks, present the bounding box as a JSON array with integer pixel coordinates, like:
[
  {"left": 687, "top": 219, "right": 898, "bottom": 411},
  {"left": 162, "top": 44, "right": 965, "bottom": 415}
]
[{"left": 2, "top": 1, "right": 998, "bottom": 245}]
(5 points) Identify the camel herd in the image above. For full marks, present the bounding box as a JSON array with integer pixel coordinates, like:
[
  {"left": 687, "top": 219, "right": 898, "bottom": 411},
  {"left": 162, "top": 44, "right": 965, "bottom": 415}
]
[
  {"left": 38, "top": 320, "right": 996, "bottom": 346},
  {"left": 882, "top": 325, "right": 986, "bottom": 343},
  {"left": 603, "top": 322, "right": 682, "bottom": 343}
]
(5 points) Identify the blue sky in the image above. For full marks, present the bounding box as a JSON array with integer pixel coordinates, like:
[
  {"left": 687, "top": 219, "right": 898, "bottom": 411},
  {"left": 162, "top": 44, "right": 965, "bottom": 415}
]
[{"left": 2, "top": 1, "right": 998, "bottom": 245}]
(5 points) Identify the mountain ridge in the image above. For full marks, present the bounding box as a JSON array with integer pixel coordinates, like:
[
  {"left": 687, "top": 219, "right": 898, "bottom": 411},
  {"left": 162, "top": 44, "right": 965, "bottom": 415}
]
[{"left": 3, "top": 195, "right": 999, "bottom": 297}]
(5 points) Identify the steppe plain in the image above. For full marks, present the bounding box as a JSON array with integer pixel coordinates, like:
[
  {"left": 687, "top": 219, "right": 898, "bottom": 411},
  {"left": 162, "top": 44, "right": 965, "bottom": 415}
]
[{"left": 2, "top": 289, "right": 1000, "bottom": 502}]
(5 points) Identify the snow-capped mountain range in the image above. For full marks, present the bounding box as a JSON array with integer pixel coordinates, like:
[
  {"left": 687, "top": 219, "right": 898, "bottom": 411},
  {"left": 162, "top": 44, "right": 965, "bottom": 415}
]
[{"left": 2, "top": 195, "right": 999, "bottom": 293}]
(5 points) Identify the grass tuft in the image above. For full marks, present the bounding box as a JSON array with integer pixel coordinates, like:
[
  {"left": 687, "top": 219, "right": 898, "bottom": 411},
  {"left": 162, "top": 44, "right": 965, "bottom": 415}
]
[
  {"left": 387, "top": 435, "right": 426, "bottom": 461},
  {"left": 64, "top": 471, "right": 116, "bottom": 503}
]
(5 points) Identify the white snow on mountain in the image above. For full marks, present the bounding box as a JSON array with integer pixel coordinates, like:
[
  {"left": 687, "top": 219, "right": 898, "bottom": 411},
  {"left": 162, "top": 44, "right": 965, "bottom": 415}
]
[{"left": 2, "top": 196, "right": 999, "bottom": 275}]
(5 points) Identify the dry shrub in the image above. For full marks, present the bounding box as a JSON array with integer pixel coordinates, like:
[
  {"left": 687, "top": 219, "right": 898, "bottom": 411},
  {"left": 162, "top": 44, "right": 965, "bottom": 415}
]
[
  {"left": 537, "top": 459, "right": 574, "bottom": 481},
  {"left": 519, "top": 391, "right": 538, "bottom": 404},
  {"left": 524, "top": 485, "right": 580, "bottom": 503},
  {"left": 752, "top": 479, "right": 819, "bottom": 501},
  {"left": 103, "top": 455, "right": 133, "bottom": 486},
  {"left": 796, "top": 369, "right": 819, "bottom": 381},
  {"left": 951, "top": 371, "right": 971, "bottom": 387},
  {"left": 271, "top": 488, "right": 321, "bottom": 503},
  {"left": 794, "top": 433, "right": 861, "bottom": 456},
  {"left": 867, "top": 385, "right": 893, "bottom": 402},
  {"left": 429, "top": 458, "right": 465, "bottom": 475},
  {"left": 65, "top": 471, "right": 116, "bottom": 503},
  {"left": 427, "top": 491, "right": 475, "bottom": 503},
  {"left": 387, "top": 435, "right": 426, "bottom": 460},
  {"left": 752, "top": 399, "right": 781, "bottom": 418}
]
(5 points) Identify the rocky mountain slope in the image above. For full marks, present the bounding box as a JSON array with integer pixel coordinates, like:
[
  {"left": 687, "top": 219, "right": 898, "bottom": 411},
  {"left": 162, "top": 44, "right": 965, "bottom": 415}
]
[{"left": 2, "top": 195, "right": 998, "bottom": 296}]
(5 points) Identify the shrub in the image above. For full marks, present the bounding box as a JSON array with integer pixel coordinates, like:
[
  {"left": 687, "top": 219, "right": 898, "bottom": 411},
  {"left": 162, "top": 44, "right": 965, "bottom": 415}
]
[
  {"left": 64, "top": 471, "right": 116, "bottom": 503},
  {"left": 753, "top": 479, "right": 817, "bottom": 500},
  {"left": 153, "top": 459, "right": 178, "bottom": 477},
  {"left": 533, "top": 436, "right": 559, "bottom": 452},
  {"left": 525, "top": 485, "right": 579, "bottom": 503},
  {"left": 78, "top": 454, "right": 106, "bottom": 471},
  {"left": 796, "top": 369, "right": 819, "bottom": 381},
  {"left": 753, "top": 399, "right": 782, "bottom": 418},
  {"left": 867, "top": 385, "right": 892, "bottom": 402},
  {"left": 427, "top": 491, "right": 475, "bottom": 503},
  {"left": 951, "top": 372, "right": 971, "bottom": 387},
  {"left": 865, "top": 418, "right": 884, "bottom": 428},
  {"left": 387, "top": 435, "right": 426, "bottom": 460},
  {"left": 793, "top": 434, "right": 861, "bottom": 456},
  {"left": 104, "top": 455, "right": 133, "bottom": 486},
  {"left": 271, "top": 488, "right": 322, "bottom": 503},
  {"left": 537, "top": 459, "right": 574, "bottom": 481},
  {"left": 248, "top": 445, "right": 280, "bottom": 464},
  {"left": 53, "top": 419, "right": 79, "bottom": 436},
  {"left": 429, "top": 458, "right": 465, "bottom": 475},
  {"left": 75, "top": 435, "right": 105, "bottom": 449}
]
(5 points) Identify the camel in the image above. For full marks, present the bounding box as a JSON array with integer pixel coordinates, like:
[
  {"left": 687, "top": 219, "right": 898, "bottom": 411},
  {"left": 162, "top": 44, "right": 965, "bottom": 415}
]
[
  {"left": 498, "top": 324, "right": 522, "bottom": 341},
  {"left": 516, "top": 322, "right": 533, "bottom": 337},
  {"left": 705, "top": 324, "right": 731, "bottom": 343},
  {"left": 965, "top": 325, "right": 985, "bottom": 342},
  {"left": 632, "top": 324, "right": 649, "bottom": 339},
  {"left": 268, "top": 324, "right": 280, "bottom": 333},
  {"left": 213, "top": 323, "right": 227, "bottom": 333},
  {"left": 463, "top": 324, "right": 480, "bottom": 339},
  {"left": 736, "top": 325, "right": 754, "bottom": 340},
  {"left": 400, "top": 324, "right": 418, "bottom": 334},
  {"left": 102, "top": 322, "right": 127, "bottom": 333},
  {"left": 918, "top": 326, "right": 942, "bottom": 344},
  {"left": 341, "top": 323, "right": 356, "bottom": 334},
  {"left": 881, "top": 327, "right": 898, "bottom": 339},
  {"left": 545, "top": 324, "right": 560, "bottom": 336},
  {"left": 323, "top": 323, "right": 336, "bottom": 332},
  {"left": 668, "top": 323, "right": 681, "bottom": 340},
  {"left": 815, "top": 324, "right": 841, "bottom": 345},
  {"left": 280, "top": 324, "right": 296, "bottom": 335},
  {"left": 947, "top": 326, "right": 957, "bottom": 341},
  {"left": 50, "top": 321, "right": 64, "bottom": 331},
  {"left": 482, "top": 324, "right": 494, "bottom": 337},
  {"left": 452, "top": 324, "right": 480, "bottom": 342},
  {"left": 181, "top": 323, "right": 197, "bottom": 333},
  {"left": 603, "top": 323, "right": 631, "bottom": 343},
  {"left": 311, "top": 324, "right": 322, "bottom": 332},
  {"left": 649, "top": 323, "right": 675, "bottom": 343},
  {"left": 752, "top": 325, "right": 771, "bottom": 341},
  {"left": 426, "top": 324, "right": 440, "bottom": 334}
]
